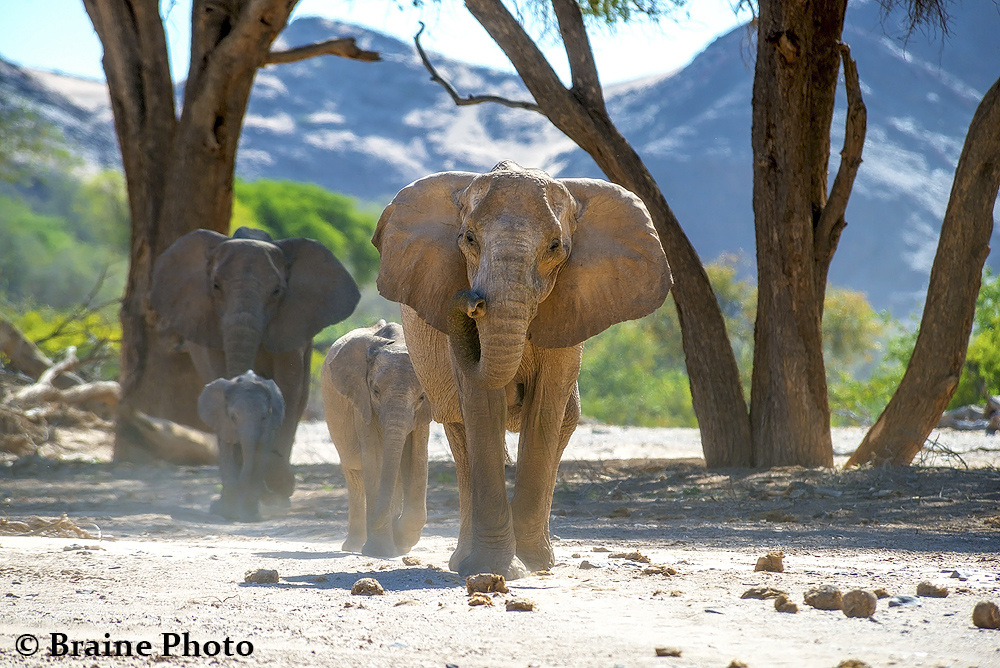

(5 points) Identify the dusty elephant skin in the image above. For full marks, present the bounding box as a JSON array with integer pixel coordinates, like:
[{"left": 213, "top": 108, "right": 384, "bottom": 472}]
[
  {"left": 198, "top": 372, "right": 285, "bottom": 522},
  {"left": 373, "top": 161, "right": 672, "bottom": 577},
  {"left": 320, "top": 321, "right": 431, "bottom": 557},
  {"left": 150, "top": 227, "right": 360, "bottom": 503}
]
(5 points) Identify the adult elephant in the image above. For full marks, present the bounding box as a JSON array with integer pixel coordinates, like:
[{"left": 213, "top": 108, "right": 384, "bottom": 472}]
[
  {"left": 373, "top": 161, "right": 672, "bottom": 578},
  {"left": 151, "top": 227, "right": 360, "bottom": 502}
]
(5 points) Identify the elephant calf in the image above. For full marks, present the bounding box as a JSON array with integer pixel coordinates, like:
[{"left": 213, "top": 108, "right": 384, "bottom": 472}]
[
  {"left": 198, "top": 371, "right": 285, "bottom": 522},
  {"left": 321, "top": 321, "right": 430, "bottom": 556}
]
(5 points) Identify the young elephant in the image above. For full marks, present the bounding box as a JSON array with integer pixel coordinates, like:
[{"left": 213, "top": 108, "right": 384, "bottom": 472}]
[
  {"left": 321, "top": 321, "right": 430, "bottom": 556},
  {"left": 198, "top": 371, "right": 285, "bottom": 522}
]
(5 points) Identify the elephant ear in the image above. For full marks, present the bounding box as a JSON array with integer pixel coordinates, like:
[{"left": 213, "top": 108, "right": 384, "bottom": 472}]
[
  {"left": 325, "top": 330, "right": 379, "bottom": 424},
  {"left": 528, "top": 179, "right": 673, "bottom": 349},
  {"left": 150, "top": 229, "right": 229, "bottom": 348},
  {"left": 197, "top": 377, "right": 232, "bottom": 430},
  {"left": 372, "top": 172, "right": 478, "bottom": 334},
  {"left": 266, "top": 238, "right": 361, "bottom": 353}
]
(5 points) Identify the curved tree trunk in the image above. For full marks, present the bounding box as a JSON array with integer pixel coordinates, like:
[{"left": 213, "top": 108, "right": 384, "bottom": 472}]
[
  {"left": 464, "top": 0, "right": 754, "bottom": 467},
  {"left": 848, "top": 75, "right": 1000, "bottom": 467}
]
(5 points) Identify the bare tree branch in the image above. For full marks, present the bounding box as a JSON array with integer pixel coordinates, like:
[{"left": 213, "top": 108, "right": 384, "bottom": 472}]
[
  {"left": 266, "top": 37, "right": 380, "bottom": 64},
  {"left": 414, "top": 23, "right": 541, "bottom": 112},
  {"left": 814, "top": 43, "right": 867, "bottom": 276},
  {"left": 551, "top": 0, "right": 606, "bottom": 113}
]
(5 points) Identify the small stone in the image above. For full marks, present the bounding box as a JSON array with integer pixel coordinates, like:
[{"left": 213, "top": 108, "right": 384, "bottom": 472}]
[
  {"left": 872, "top": 587, "right": 890, "bottom": 599},
  {"left": 888, "top": 594, "right": 921, "bottom": 607},
  {"left": 402, "top": 556, "right": 422, "bottom": 566},
  {"left": 654, "top": 646, "right": 682, "bottom": 657},
  {"left": 610, "top": 551, "right": 651, "bottom": 563},
  {"left": 916, "top": 581, "right": 949, "bottom": 598},
  {"left": 836, "top": 661, "right": 871, "bottom": 668},
  {"left": 571, "top": 553, "right": 581, "bottom": 558},
  {"left": 972, "top": 600, "right": 1000, "bottom": 629},
  {"left": 244, "top": 569, "right": 279, "bottom": 584},
  {"left": 579, "top": 560, "right": 602, "bottom": 570},
  {"left": 842, "top": 589, "right": 877, "bottom": 618},
  {"left": 741, "top": 586, "right": 787, "bottom": 600},
  {"left": 466, "top": 573, "right": 509, "bottom": 595},
  {"left": 468, "top": 592, "right": 493, "bottom": 606},
  {"left": 424, "top": 578, "right": 434, "bottom": 585},
  {"left": 774, "top": 594, "right": 798, "bottom": 613},
  {"left": 755, "top": 550, "right": 785, "bottom": 572},
  {"left": 350, "top": 577, "right": 385, "bottom": 596},
  {"left": 727, "top": 662, "right": 749, "bottom": 668},
  {"left": 804, "top": 585, "right": 843, "bottom": 610},
  {"left": 506, "top": 598, "right": 536, "bottom": 612},
  {"left": 643, "top": 565, "right": 678, "bottom": 576},
  {"left": 394, "top": 598, "right": 419, "bottom": 606},
  {"left": 592, "top": 546, "right": 611, "bottom": 553}
]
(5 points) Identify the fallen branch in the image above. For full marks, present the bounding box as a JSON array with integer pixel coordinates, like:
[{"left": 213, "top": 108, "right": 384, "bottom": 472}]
[{"left": 120, "top": 409, "right": 218, "bottom": 466}]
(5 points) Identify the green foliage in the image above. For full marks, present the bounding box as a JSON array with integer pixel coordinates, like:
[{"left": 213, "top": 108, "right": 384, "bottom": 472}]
[
  {"left": 233, "top": 180, "right": 380, "bottom": 285},
  {"left": 0, "top": 104, "right": 74, "bottom": 184},
  {"left": 827, "top": 323, "right": 915, "bottom": 426}
]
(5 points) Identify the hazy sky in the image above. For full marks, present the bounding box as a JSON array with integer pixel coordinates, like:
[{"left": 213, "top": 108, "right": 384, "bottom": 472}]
[{"left": 0, "top": 1, "right": 751, "bottom": 85}]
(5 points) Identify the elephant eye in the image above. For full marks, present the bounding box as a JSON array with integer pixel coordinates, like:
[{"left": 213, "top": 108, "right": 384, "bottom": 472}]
[
  {"left": 271, "top": 286, "right": 281, "bottom": 298},
  {"left": 464, "top": 230, "right": 476, "bottom": 245},
  {"left": 549, "top": 239, "right": 561, "bottom": 252},
  {"left": 372, "top": 387, "right": 380, "bottom": 399},
  {"left": 212, "top": 281, "right": 222, "bottom": 291}
]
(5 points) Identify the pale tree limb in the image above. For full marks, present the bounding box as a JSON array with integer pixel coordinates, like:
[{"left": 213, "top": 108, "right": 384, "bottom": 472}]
[
  {"left": 551, "top": 0, "right": 606, "bottom": 113},
  {"left": 119, "top": 409, "right": 218, "bottom": 466},
  {"left": 814, "top": 42, "right": 867, "bottom": 294},
  {"left": 414, "top": 23, "right": 541, "bottom": 112},
  {"left": 7, "top": 347, "right": 119, "bottom": 411},
  {"left": 266, "top": 37, "right": 380, "bottom": 64}
]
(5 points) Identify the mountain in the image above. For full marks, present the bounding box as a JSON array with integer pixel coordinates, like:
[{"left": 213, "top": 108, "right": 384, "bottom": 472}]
[{"left": 3, "top": 0, "right": 999, "bottom": 315}]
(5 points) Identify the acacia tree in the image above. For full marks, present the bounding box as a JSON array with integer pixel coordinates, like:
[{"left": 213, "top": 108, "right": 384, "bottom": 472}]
[
  {"left": 423, "top": 0, "right": 998, "bottom": 468},
  {"left": 81, "top": 0, "right": 378, "bottom": 458}
]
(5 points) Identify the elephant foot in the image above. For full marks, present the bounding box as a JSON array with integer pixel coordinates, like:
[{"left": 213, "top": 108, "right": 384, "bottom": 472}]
[
  {"left": 260, "top": 489, "right": 292, "bottom": 509},
  {"left": 210, "top": 497, "right": 261, "bottom": 523},
  {"left": 393, "top": 519, "right": 424, "bottom": 554},
  {"left": 362, "top": 534, "right": 401, "bottom": 558},
  {"left": 455, "top": 550, "right": 528, "bottom": 580},
  {"left": 516, "top": 538, "right": 555, "bottom": 572},
  {"left": 341, "top": 536, "right": 365, "bottom": 553}
]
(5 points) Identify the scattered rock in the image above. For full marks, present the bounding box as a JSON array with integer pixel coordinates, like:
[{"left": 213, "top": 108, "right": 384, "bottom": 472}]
[
  {"left": 533, "top": 570, "right": 553, "bottom": 576},
  {"left": 506, "top": 598, "right": 536, "bottom": 612},
  {"left": 466, "top": 573, "right": 509, "bottom": 595},
  {"left": 872, "top": 587, "right": 890, "bottom": 599},
  {"left": 916, "top": 581, "right": 949, "bottom": 598},
  {"left": 592, "top": 546, "right": 611, "bottom": 552},
  {"left": 727, "top": 661, "right": 749, "bottom": 668},
  {"left": 741, "top": 586, "right": 787, "bottom": 600},
  {"left": 804, "top": 585, "right": 843, "bottom": 610},
  {"left": 402, "top": 556, "right": 421, "bottom": 566},
  {"left": 571, "top": 553, "right": 581, "bottom": 558},
  {"left": 836, "top": 661, "right": 871, "bottom": 668},
  {"left": 468, "top": 592, "right": 493, "bottom": 606},
  {"left": 610, "top": 550, "right": 651, "bottom": 563},
  {"left": 774, "top": 594, "right": 798, "bottom": 613},
  {"left": 351, "top": 578, "right": 385, "bottom": 596},
  {"left": 948, "top": 568, "right": 973, "bottom": 581},
  {"left": 244, "top": 569, "right": 278, "bottom": 584},
  {"left": 842, "top": 589, "right": 877, "bottom": 618},
  {"left": 654, "top": 646, "right": 682, "bottom": 657},
  {"left": 972, "top": 600, "right": 1000, "bottom": 629},
  {"left": 888, "top": 595, "right": 921, "bottom": 607},
  {"left": 394, "top": 598, "right": 419, "bottom": 606},
  {"left": 579, "top": 560, "right": 602, "bottom": 570},
  {"left": 755, "top": 550, "right": 785, "bottom": 572},
  {"left": 642, "top": 565, "right": 677, "bottom": 576}
]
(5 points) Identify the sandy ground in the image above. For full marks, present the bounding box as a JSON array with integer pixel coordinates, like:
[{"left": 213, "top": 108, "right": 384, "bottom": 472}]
[{"left": 1, "top": 423, "right": 999, "bottom": 667}]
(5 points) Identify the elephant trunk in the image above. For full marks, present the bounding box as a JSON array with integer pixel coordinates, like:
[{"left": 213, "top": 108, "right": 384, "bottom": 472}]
[
  {"left": 371, "top": 413, "right": 411, "bottom": 530},
  {"left": 234, "top": 420, "right": 263, "bottom": 521},
  {"left": 222, "top": 316, "right": 264, "bottom": 379},
  {"left": 448, "top": 289, "right": 529, "bottom": 390}
]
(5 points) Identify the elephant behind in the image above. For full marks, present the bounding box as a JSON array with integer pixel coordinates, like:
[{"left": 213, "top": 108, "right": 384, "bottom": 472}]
[
  {"left": 320, "top": 321, "right": 430, "bottom": 557},
  {"left": 373, "top": 161, "right": 672, "bottom": 577},
  {"left": 198, "top": 371, "right": 285, "bottom": 522},
  {"left": 151, "top": 226, "right": 360, "bottom": 503}
]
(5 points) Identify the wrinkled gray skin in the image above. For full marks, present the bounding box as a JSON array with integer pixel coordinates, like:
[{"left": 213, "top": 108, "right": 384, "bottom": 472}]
[
  {"left": 321, "top": 321, "right": 431, "bottom": 556},
  {"left": 151, "top": 227, "right": 360, "bottom": 503},
  {"left": 198, "top": 372, "right": 285, "bottom": 522}
]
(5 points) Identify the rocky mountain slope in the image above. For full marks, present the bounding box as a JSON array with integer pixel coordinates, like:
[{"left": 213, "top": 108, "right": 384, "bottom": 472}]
[{"left": 3, "top": 0, "right": 998, "bottom": 314}]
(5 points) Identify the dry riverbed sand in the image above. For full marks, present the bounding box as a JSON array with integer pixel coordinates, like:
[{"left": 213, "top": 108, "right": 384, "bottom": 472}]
[{"left": 1, "top": 422, "right": 999, "bottom": 667}]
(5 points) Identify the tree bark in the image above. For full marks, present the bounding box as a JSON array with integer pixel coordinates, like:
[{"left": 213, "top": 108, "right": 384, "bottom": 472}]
[
  {"left": 749, "top": 0, "right": 857, "bottom": 468},
  {"left": 82, "top": 0, "right": 377, "bottom": 460},
  {"left": 464, "top": 0, "right": 753, "bottom": 467},
  {"left": 848, "top": 75, "right": 1000, "bottom": 467}
]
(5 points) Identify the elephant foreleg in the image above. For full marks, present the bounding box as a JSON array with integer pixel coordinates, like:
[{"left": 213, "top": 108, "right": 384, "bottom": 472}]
[
  {"left": 443, "top": 421, "right": 475, "bottom": 571},
  {"left": 263, "top": 348, "right": 309, "bottom": 501},
  {"left": 211, "top": 440, "right": 241, "bottom": 519},
  {"left": 342, "top": 467, "right": 367, "bottom": 552},
  {"left": 394, "top": 427, "right": 429, "bottom": 553},
  {"left": 511, "top": 352, "right": 581, "bottom": 571}
]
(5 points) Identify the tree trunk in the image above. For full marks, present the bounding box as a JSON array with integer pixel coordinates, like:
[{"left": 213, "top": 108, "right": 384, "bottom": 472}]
[
  {"left": 848, "top": 75, "right": 1000, "bottom": 467},
  {"left": 749, "top": 0, "right": 856, "bottom": 467},
  {"left": 465, "top": 0, "right": 754, "bottom": 467}
]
